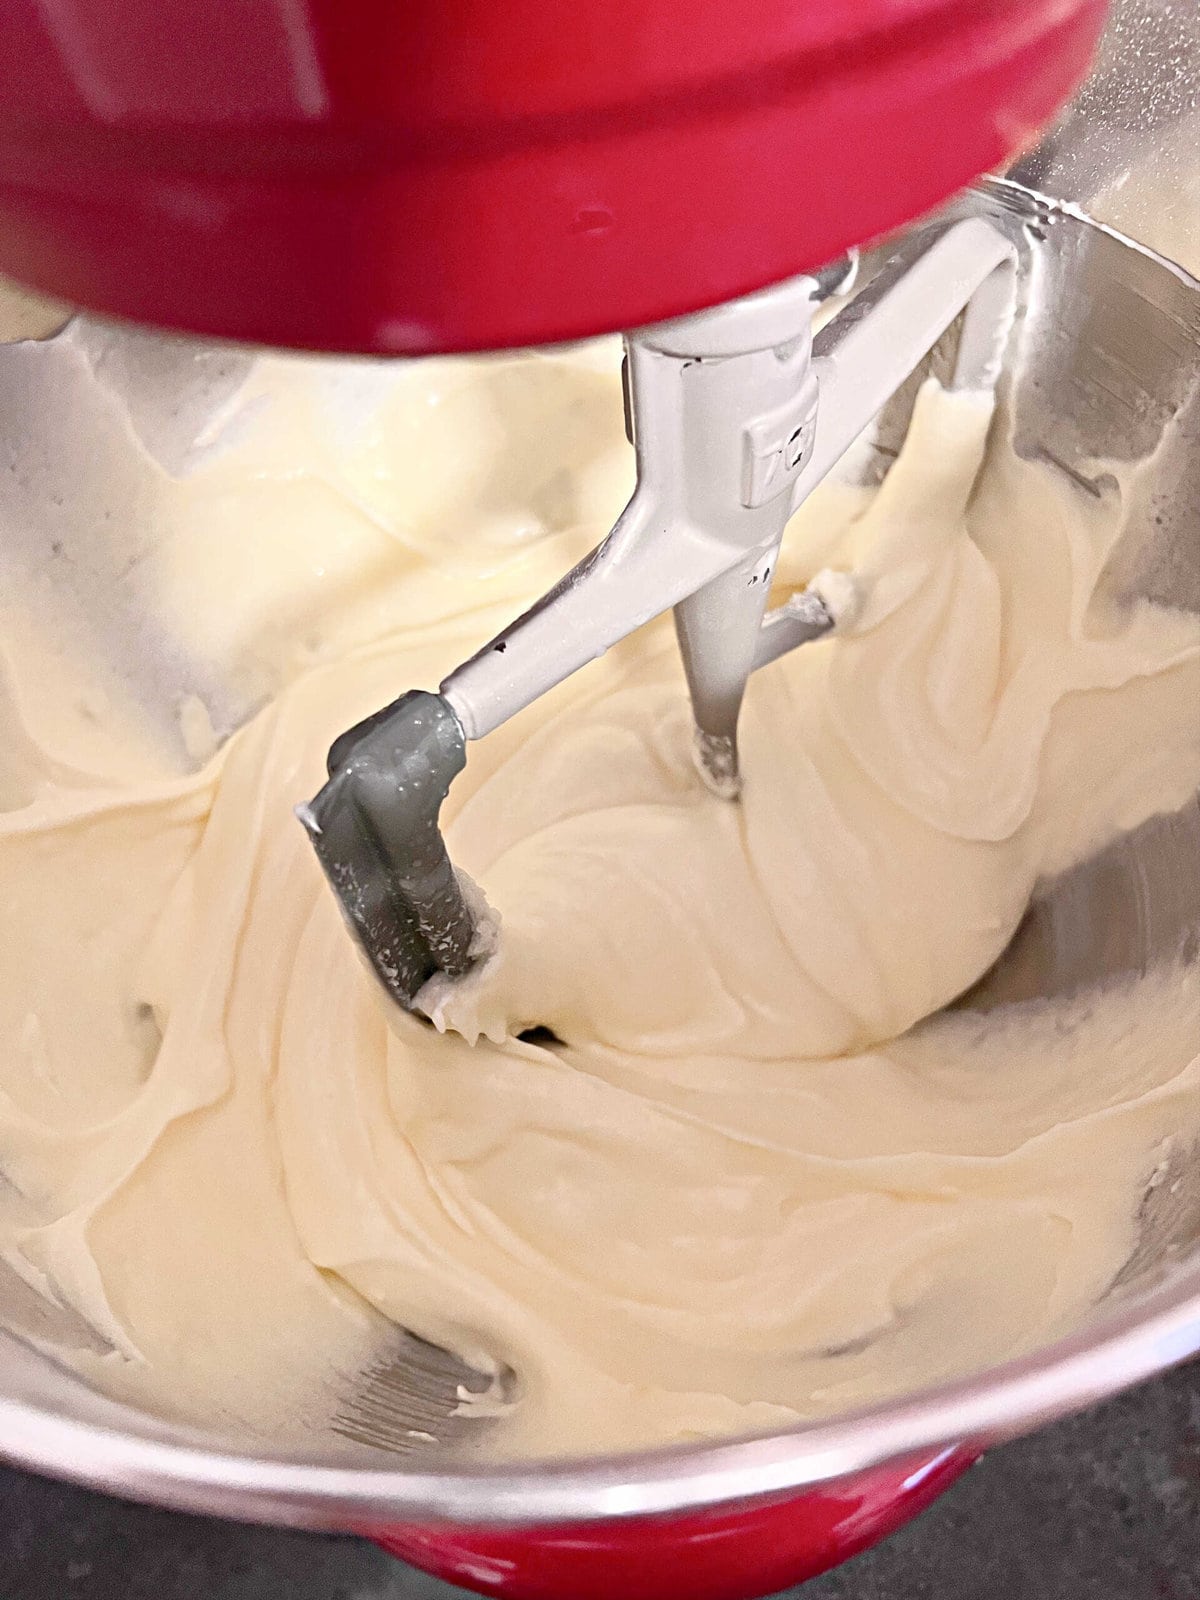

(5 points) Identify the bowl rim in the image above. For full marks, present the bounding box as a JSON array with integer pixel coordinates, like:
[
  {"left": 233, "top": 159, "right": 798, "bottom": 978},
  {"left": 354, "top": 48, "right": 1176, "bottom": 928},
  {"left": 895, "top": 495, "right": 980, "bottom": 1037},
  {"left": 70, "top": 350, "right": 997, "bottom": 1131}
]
[{"left": 1, "top": 1255, "right": 1198, "bottom": 1529}]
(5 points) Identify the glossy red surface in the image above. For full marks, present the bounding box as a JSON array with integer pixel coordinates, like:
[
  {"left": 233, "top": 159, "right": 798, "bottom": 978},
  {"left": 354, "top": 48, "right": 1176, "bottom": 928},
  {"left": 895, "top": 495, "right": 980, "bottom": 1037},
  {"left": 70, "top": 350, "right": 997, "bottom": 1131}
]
[
  {"left": 0, "top": 0, "right": 1105, "bottom": 353},
  {"left": 368, "top": 1447, "right": 975, "bottom": 1600}
]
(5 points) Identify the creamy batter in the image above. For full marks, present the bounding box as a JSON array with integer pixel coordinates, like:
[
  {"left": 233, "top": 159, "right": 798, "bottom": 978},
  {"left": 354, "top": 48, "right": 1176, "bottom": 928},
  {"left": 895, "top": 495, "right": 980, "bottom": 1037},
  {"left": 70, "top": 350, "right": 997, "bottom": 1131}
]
[{"left": 0, "top": 337, "right": 1198, "bottom": 1458}]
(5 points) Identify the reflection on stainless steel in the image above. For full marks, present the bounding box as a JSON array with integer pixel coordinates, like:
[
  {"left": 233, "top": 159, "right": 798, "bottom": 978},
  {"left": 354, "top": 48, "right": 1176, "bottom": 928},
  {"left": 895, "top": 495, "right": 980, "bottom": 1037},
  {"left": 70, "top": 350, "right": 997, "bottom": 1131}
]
[
  {"left": 1012, "top": 0, "right": 1200, "bottom": 273},
  {"left": 331, "top": 1337, "right": 506, "bottom": 1459},
  {"left": 964, "top": 798, "right": 1200, "bottom": 1012},
  {"left": 1110, "top": 1137, "right": 1200, "bottom": 1300},
  {"left": 0, "top": 321, "right": 263, "bottom": 762},
  {"left": 1, "top": 2, "right": 1200, "bottom": 1533}
]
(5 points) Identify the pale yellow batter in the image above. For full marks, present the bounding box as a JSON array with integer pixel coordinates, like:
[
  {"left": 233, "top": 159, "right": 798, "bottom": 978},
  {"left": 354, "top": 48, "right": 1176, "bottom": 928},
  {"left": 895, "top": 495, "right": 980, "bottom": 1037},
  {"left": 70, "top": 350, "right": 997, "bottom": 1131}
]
[{"left": 0, "top": 338, "right": 1198, "bottom": 1458}]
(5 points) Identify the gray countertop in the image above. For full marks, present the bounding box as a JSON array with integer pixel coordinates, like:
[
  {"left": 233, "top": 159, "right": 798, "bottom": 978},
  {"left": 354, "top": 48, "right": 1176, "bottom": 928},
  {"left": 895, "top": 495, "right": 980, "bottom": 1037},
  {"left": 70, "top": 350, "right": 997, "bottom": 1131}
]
[{"left": 3, "top": 1361, "right": 1198, "bottom": 1600}]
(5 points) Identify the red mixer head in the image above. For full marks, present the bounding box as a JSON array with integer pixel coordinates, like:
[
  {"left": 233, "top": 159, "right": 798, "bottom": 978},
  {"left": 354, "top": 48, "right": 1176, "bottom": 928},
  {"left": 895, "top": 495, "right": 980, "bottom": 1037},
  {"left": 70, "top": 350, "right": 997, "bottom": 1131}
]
[{"left": 0, "top": 0, "right": 1105, "bottom": 354}]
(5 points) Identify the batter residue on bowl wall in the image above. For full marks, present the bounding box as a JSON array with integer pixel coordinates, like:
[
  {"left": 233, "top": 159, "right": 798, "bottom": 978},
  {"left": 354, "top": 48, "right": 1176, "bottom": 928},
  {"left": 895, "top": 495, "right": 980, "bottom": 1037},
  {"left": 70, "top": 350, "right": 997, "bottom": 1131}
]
[{"left": 0, "top": 340, "right": 1198, "bottom": 1457}]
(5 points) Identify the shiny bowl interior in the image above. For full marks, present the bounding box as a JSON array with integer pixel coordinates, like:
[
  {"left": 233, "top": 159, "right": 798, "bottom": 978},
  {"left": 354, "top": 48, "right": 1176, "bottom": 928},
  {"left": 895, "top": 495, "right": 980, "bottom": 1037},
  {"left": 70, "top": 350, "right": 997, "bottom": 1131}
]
[{"left": 0, "top": 179, "right": 1198, "bottom": 1530}]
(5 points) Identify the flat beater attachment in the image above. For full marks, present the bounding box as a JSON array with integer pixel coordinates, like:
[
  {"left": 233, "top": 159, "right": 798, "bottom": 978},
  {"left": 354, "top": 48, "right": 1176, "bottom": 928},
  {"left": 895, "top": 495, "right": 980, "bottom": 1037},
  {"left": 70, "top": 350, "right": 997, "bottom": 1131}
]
[{"left": 302, "top": 217, "right": 1018, "bottom": 1009}]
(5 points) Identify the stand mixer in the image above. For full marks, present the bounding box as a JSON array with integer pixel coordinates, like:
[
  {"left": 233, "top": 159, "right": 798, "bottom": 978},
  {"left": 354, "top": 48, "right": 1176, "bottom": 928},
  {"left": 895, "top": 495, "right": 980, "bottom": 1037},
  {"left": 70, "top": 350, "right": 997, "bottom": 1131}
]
[
  {"left": 0, "top": 0, "right": 1102, "bottom": 1006},
  {"left": 9, "top": 5, "right": 1200, "bottom": 1600}
]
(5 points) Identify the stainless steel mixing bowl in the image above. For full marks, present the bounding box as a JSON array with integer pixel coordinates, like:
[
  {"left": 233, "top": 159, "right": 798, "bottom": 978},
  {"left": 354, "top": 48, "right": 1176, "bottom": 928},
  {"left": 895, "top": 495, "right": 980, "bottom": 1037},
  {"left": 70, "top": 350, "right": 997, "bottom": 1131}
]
[{"left": 0, "top": 9, "right": 1198, "bottom": 1591}]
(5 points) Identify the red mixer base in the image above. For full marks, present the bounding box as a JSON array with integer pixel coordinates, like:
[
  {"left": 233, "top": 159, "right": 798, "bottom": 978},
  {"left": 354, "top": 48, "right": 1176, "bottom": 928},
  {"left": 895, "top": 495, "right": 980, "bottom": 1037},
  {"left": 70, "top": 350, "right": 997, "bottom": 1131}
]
[{"left": 367, "top": 1447, "right": 975, "bottom": 1600}]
